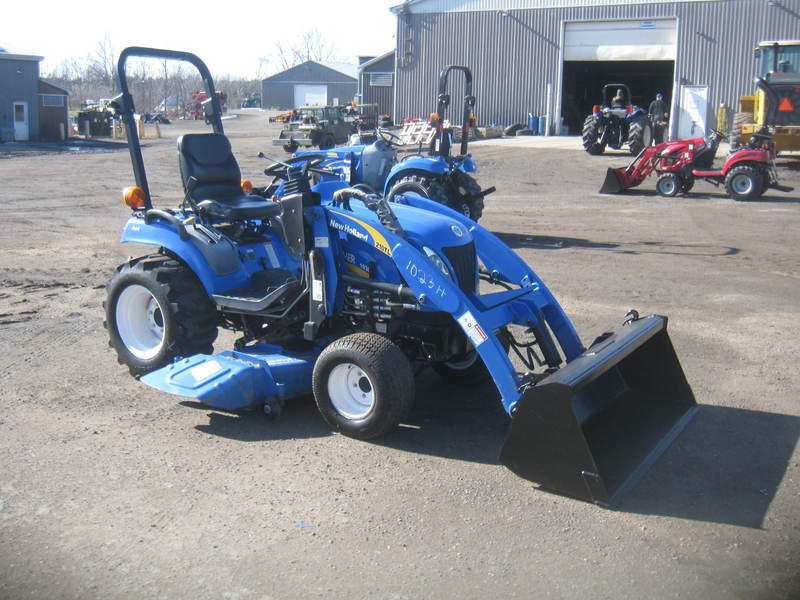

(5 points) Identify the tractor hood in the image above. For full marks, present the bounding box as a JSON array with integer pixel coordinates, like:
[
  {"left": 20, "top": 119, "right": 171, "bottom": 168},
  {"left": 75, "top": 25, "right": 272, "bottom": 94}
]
[{"left": 324, "top": 200, "right": 474, "bottom": 255}]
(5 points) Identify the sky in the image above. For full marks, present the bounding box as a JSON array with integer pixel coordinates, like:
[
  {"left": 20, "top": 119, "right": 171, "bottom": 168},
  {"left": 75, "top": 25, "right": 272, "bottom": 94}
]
[{"left": 2, "top": 0, "right": 400, "bottom": 79}]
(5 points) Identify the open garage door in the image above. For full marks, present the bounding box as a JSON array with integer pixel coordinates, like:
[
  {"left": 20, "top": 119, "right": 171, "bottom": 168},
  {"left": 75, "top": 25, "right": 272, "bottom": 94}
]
[
  {"left": 294, "top": 84, "right": 327, "bottom": 107},
  {"left": 560, "top": 19, "right": 676, "bottom": 135}
]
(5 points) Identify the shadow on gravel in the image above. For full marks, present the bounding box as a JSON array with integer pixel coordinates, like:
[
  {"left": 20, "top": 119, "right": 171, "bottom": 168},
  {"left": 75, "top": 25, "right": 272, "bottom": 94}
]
[
  {"left": 496, "top": 232, "right": 739, "bottom": 257},
  {"left": 621, "top": 405, "right": 800, "bottom": 528},
  {"left": 371, "top": 371, "right": 509, "bottom": 465},
  {"left": 182, "top": 396, "right": 333, "bottom": 441}
]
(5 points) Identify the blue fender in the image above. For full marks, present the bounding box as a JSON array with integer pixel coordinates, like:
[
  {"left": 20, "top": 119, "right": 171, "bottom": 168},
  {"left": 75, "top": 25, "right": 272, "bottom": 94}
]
[
  {"left": 458, "top": 155, "right": 477, "bottom": 173},
  {"left": 383, "top": 156, "right": 450, "bottom": 193},
  {"left": 626, "top": 107, "right": 645, "bottom": 120},
  {"left": 120, "top": 216, "right": 250, "bottom": 295}
]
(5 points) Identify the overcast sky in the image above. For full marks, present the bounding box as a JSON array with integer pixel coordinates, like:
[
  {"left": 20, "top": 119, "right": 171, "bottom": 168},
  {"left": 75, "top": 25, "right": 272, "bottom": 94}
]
[{"left": 3, "top": 0, "right": 400, "bottom": 78}]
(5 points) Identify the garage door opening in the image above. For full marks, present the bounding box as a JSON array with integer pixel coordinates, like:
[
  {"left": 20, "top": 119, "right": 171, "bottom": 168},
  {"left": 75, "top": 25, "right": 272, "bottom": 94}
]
[{"left": 561, "top": 60, "right": 675, "bottom": 134}]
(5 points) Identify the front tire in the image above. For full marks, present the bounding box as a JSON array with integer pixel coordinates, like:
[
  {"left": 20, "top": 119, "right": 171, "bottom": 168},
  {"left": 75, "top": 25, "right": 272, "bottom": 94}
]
[
  {"left": 724, "top": 165, "right": 763, "bottom": 201},
  {"left": 104, "top": 255, "right": 218, "bottom": 376},
  {"left": 283, "top": 142, "right": 298, "bottom": 154},
  {"left": 628, "top": 117, "right": 653, "bottom": 155},
  {"left": 312, "top": 334, "right": 414, "bottom": 440},
  {"left": 656, "top": 172, "right": 681, "bottom": 197},
  {"left": 582, "top": 115, "right": 605, "bottom": 155}
]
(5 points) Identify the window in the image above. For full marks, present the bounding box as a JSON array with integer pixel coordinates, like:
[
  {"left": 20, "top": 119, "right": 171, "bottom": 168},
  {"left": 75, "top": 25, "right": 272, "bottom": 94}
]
[
  {"left": 41, "top": 94, "right": 65, "bottom": 107},
  {"left": 369, "top": 73, "right": 393, "bottom": 87}
]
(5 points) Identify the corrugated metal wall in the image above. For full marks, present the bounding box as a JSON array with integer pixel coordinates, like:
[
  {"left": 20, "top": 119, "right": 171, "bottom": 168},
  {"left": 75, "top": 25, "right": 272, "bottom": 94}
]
[
  {"left": 394, "top": 0, "right": 800, "bottom": 129},
  {"left": 362, "top": 53, "right": 396, "bottom": 116}
]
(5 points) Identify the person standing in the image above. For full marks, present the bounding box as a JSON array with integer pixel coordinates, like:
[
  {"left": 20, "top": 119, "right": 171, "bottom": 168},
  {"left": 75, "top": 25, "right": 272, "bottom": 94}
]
[{"left": 649, "top": 92, "right": 669, "bottom": 143}]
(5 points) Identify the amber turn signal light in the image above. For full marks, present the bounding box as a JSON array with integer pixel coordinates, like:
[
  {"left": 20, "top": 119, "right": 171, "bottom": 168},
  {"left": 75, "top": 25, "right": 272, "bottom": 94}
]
[
  {"left": 241, "top": 179, "right": 253, "bottom": 194},
  {"left": 122, "top": 186, "right": 145, "bottom": 209}
]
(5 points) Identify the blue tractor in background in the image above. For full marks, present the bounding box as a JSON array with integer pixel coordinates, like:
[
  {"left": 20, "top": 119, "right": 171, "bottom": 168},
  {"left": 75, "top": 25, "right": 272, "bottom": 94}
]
[
  {"left": 293, "top": 65, "right": 495, "bottom": 221},
  {"left": 104, "top": 48, "right": 697, "bottom": 507},
  {"left": 582, "top": 84, "right": 653, "bottom": 156}
]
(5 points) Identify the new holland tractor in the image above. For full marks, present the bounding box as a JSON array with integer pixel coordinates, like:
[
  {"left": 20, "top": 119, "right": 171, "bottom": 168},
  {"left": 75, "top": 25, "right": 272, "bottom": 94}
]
[
  {"left": 104, "top": 48, "right": 697, "bottom": 507},
  {"left": 292, "top": 65, "right": 495, "bottom": 222},
  {"left": 582, "top": 84, "right": 652, "bottom": 156}
]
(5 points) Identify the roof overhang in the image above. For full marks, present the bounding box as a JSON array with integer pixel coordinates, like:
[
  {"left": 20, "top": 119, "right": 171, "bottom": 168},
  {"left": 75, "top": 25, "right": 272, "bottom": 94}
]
[
  {"left": 0, "top": 53, "right": 43, "bottom": 62},
  {"left": 358, "top": 50, "right": 396, "bottom": 71}
]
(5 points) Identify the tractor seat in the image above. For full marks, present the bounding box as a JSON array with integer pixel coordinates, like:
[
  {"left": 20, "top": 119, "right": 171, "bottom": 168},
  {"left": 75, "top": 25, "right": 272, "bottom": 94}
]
[{"left": 178, "top": 133, "right": 282, "bottom": 221}]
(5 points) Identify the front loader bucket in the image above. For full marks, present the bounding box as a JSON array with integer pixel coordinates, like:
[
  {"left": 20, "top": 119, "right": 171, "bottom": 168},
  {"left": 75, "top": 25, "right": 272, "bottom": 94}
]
[
  {"left": 599, "top": 168, "right": 627, "bottom": 194},
  {"left": 500, "top": 315, "right": 696, "bottom": 507}
]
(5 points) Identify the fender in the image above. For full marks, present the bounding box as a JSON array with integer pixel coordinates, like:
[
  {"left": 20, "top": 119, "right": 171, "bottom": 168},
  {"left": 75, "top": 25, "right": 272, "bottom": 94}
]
[
  {"left": 723, "top": 150, "right": 771, "bottom": 170},
  {"left": 384, "top": 156, "right": 450, "bottom": 191},
  {"left": 120, "top": 216, "right": 251, "bottom": 295},
  {"left": 458, "top": 155, "right": 477, "bottom": 173}
]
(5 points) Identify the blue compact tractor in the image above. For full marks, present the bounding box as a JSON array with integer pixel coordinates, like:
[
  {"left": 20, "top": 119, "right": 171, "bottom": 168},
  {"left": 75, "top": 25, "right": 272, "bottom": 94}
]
[
  {"left": 105, "top": 48, "right": 696, "bottom": 507},
  {"left": 293, "top": 66, "right": 495, "bottom": 221},
  {"left": 582, "top": 84, "right": 653, "bottom": 156}
]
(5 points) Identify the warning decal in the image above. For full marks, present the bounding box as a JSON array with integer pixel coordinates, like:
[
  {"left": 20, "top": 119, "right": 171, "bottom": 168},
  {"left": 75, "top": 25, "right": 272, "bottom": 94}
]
[{"left": 457, "top": 310, "right": 489, "bottom": 348}]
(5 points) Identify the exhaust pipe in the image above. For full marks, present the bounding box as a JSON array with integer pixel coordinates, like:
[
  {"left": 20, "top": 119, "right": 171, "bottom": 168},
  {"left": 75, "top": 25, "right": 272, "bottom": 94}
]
[{"left": 500, "top": 314, "right": 697, "bottom": 507}]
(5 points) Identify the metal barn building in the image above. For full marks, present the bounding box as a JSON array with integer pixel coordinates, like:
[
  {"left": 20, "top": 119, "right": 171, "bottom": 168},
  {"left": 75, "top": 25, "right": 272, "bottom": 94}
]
[
  {"left": 0, "top": 50, "right": 43, "bottom": 142},
  {"left": 389, "top": 0, "right": 800, "bottom": 137},
  {"left": 358, "top": 51, "right": 396, "bottom": 118},
  {"left": 262, "top": 61, "right": 358, "bottom": 110}
]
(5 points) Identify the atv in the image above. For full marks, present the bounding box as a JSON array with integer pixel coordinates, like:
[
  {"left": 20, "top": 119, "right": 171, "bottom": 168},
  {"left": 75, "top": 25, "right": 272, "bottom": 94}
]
[
  {"left": 582, "top": 84, "right": 652, "bottom": 156},
  {"left": 273, "top": 105, "right": 354, "bottom": 153},
  {"left": 292, "top": 65, "right": 495, "bottom": 222},
  {"left": 105, "top": 47, "right": 697, "bottom": 507}
]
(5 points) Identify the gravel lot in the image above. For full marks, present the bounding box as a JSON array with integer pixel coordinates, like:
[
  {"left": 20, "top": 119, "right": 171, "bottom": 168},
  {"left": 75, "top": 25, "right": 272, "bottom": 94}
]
[{"left": 1, "top": 110, "right": 798, "bottom": 599}]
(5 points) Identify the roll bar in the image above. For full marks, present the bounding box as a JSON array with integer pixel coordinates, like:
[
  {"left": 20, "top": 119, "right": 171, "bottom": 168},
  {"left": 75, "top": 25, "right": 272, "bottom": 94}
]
[
  {"left": 433, "top": 65, "right": 475, "bottom": 158},
  {"left": 112, "top": 47, "right": 224, "bottom": 209}
]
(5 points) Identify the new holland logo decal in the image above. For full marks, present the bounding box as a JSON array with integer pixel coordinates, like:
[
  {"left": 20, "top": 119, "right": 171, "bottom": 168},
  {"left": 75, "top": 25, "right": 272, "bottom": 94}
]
[{"left": 328, "top": 211, "right": 393, "bottom": 256}]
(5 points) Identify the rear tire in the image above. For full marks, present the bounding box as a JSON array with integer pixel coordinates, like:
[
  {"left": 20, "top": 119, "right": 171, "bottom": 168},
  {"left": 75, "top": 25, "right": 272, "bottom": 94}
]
[
  {"left": 628, "top": 117, "right": 653, "bottom": 155},
  {"left": 451, "top": 172, "right": 483, "bottom": 221},
  {"left": 724, "top": 165, "right": 763, "bottom": 201},
  {"left": 312, "top": 333, "right": 414, "bottom": 440},
  {"left": 319, "top": 134, "right": 335, "bottom": 150},
  {"left": 386, "top": 175, "right": 449, "bottom": 210},
  {"left": 104, "top": 255, "right": 218, "bottom": 377},
  {"left": 656, "top": 172, "right": 681, "bottom": 197},
  {"left": 582, "top": 115, "right": 605, "bottom": 155}
]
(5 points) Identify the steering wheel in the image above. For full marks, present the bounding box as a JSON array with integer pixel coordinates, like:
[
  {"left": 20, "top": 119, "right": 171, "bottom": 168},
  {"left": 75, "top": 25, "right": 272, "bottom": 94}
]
[
  {"left": 263, "top": 154, "right": 328, "bottom": 178},
  {"left": 377, "top": 127, "right": 403, "bottom": 148},
  {"left": 707, "top": 128, "right": 727, "bottom": 142}
]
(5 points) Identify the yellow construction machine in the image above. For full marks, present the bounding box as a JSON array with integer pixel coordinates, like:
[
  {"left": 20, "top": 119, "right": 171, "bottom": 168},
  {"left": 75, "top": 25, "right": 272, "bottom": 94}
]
[{"left": 733, "top": 41, "right": 800, "bottom": 152}]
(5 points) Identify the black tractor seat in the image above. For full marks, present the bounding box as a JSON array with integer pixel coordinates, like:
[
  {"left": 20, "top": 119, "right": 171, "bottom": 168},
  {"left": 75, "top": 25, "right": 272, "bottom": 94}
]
[
  {"left": 196, "top": 196, "right": 281, "bottom": 221},
  {"left": 178, "top": 133, "right": 281, "bottom": 221}
]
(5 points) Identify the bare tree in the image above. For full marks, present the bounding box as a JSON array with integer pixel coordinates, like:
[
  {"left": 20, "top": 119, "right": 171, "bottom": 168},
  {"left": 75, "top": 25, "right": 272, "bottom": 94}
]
[
  {"left": 272, "top": 29, "right": 337, "bottom": 72},
  {"left": 86, "top": 34, "right": 116, "bottom": 86}
]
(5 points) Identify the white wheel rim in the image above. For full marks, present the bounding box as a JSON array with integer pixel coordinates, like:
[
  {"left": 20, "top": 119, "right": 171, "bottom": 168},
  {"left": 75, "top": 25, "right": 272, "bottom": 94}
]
[
  {"left": 731, "top": 174, "right": 754, "bottom": 195},
  {"left": 660, "top": 178, "right": 677, "bottom": 195},
  {"left": 328, "top": 363, "right": 375, "bottom": 420},
  {"left": 115, "top": 284, "right": 166, "bottom": 360}
]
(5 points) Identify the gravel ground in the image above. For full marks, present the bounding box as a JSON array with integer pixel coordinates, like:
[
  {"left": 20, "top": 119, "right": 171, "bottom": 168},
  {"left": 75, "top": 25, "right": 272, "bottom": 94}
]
[{"left": 0, "top": 110, "right": 798, "bottom": 599}]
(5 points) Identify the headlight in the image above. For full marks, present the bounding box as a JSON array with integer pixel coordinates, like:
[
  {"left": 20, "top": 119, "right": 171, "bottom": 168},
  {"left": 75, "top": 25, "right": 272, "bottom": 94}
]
[{"left": 422, "top": 246, "right": 452, "bottom": 278}]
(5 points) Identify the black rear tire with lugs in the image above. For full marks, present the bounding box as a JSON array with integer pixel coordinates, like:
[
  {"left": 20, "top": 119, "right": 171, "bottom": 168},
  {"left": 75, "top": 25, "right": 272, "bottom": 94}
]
[
  {"left": 582, "top": 115, "right": 605, "bottom": 155},
  {"left": 104, "top": 255, "right": 217, "bottom": 377}
]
